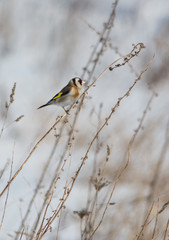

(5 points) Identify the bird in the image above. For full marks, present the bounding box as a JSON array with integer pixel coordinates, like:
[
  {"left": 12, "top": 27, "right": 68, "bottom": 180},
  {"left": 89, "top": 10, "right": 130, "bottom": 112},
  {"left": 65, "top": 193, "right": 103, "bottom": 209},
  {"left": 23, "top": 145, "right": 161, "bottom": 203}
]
[{"left": 38, "top": 77, "right": 85, "bottom": 113}]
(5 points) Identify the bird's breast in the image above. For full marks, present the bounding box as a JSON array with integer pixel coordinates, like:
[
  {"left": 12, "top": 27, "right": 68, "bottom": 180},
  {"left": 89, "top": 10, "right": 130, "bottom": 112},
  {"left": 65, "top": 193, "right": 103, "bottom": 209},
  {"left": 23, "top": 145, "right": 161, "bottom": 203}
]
[{"left": 71, "top": 87, "right": 81, "bottom": 98}]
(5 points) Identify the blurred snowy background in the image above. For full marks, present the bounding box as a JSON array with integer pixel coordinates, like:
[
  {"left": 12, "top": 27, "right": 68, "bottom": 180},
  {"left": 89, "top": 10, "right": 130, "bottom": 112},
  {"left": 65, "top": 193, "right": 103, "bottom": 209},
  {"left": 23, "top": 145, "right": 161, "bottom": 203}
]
[{"left": 0, "top": 0, "right": 169, "bottom": 239}]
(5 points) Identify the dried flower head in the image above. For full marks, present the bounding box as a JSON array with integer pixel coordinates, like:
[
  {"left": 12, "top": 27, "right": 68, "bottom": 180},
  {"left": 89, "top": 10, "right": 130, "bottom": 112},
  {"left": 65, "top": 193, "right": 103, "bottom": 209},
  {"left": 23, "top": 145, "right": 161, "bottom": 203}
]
[
  {"left": 15, "top": 115, "right": 24, "bottom": 122},
  {"left": 73, "top": 209, "right": 91, "bottom": 219},
  {"left": 10, "top": 82, "right": 16, "bottom": 104},
  {"left": 91, "top": 177, "right": 110, "bottom": 191},
  {"left": 5, "top": 101, "right": 9, "bottom": 109}
]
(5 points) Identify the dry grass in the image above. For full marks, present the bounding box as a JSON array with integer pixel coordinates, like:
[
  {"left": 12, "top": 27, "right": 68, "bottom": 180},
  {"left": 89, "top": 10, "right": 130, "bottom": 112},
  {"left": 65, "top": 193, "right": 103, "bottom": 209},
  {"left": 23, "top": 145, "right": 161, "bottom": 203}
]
[{"left": 0, "top": 1, "right": 169, "bottom": 240}]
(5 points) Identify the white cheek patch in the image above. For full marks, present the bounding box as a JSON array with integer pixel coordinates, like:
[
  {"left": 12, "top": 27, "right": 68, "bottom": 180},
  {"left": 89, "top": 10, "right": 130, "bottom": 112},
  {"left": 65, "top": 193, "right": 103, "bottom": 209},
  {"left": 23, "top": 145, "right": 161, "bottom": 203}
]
[{"left": 75, "top": 78, "right": 82, "bottom": 87}]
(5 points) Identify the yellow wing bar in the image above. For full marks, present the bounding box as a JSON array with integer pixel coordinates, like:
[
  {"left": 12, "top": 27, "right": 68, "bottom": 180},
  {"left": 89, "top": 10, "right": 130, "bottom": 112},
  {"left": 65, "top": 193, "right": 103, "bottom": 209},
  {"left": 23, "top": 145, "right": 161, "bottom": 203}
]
[{"left": 53, "top": 92, "right": 63, "bottom": 100}]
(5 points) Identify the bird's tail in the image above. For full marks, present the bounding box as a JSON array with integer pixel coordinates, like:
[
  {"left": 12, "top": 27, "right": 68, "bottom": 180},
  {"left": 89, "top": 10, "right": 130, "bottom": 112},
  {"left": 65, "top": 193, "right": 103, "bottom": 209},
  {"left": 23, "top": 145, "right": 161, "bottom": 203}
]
[
  {"left": 37, "top": 103, "right": 49, "bottom": 109},
  {"left": 37, "top": 99, "right": 54, "bottom": 109}
]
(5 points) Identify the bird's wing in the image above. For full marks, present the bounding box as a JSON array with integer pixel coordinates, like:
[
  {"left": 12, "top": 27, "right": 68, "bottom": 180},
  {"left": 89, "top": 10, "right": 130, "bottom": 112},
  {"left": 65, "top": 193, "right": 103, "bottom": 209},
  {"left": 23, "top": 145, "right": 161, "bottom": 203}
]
[
  {"left": 52, "top": 84, "right": 71, "bottom": 100},
  {"left": 38, "top": 84, "right": 72, "bottom": 109}
]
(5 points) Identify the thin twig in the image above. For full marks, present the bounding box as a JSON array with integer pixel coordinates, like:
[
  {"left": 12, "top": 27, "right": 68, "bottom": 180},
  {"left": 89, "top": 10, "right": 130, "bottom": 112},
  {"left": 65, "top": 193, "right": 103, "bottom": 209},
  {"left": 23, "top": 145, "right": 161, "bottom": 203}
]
[
  {"left": 0, "top": 161, "right": 9, "bottom": 180},
  {"left": 147, "top": 118, "right": 169, "bottom": 203},
  {"left": 36, "top": 132, "right": 75, "bottom": 239},
  {"left": 19, "top": 228, "right": 24, "bottom": 240},
  {"left": 37, "top": 52, "right": 152, "bottom": 239},
  {"left": 89, "top": 91, "right": 155, "bottom": 240},
  {"left": 0, "top": 141, "right": 15, "bottom": 229},
  {"left": 0, "top": 116, "right": 65, "bottom": 198},
  {"left": 136, "top": 202, "right": 154, "bottom": 240},
  {"left": 0, "top": 43, "right": 145, "bottom": 201},
  {"left": 0, "top": 82, "right": 16, "bottom": 138},
  {"left": 152, "top": 199, "right": 159, "bottom": 239},
  {"left": 163, "top": 219, "right": 169, "bottom": 240},
  {"left": 15, "top": 123, "right": 65, "bottom": 240}
]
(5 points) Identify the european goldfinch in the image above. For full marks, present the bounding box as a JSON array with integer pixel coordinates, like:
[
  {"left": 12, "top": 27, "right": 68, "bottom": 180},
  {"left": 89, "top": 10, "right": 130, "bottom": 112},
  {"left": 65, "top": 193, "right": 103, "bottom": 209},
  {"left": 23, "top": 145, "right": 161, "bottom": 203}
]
[{"left": 38, "top": 77, "right": 85, "bottom": 112}]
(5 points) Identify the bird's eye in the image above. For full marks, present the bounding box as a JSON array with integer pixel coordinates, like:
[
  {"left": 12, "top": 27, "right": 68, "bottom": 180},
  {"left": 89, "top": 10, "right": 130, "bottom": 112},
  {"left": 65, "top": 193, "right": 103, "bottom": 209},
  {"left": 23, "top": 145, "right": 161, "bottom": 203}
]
[{"left": 78, "top": 79, "right": 82, "bottom": 85}]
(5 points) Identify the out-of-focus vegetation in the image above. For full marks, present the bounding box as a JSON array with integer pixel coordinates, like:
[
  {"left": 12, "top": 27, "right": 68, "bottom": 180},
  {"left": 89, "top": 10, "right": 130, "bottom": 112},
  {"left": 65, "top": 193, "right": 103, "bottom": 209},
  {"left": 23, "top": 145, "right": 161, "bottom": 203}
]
[{"left": 0, "top": 1, "right": 169, "bottom": 239}]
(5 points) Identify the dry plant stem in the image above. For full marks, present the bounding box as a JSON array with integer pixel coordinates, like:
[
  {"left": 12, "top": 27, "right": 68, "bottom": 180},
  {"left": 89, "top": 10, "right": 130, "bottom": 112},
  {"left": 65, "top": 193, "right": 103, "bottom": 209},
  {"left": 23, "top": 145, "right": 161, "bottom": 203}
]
[
  {"left": 0, "top": 115, "right": 66, "bottom": 198},
  {"left": 41, "top": 53, "right": 151, "bottom": 239},
  {"left": 81, "top": 0, "right": 119, "bottom": 40},
  {"left": 0, "top": 9, "right": 118, "bottom": 236},
  {"left": 32, "top": 160, "right": 67, "bottom": 240},
  {"left": 127, "top": 92, "right": 155, "bottom": 163},
  {"left": 159, "top": 200, "right": 169, "bottom": 214},
  {"left": 0, "top": 42, "right": 145, "bottom": 201},
  {"left": 83, "top": 105, "right": 103, "bottom": 238},
  {"left": 0, "top": 108, "right": 9, "bottom": 138},
  {"left": 0, "top": 82, "right": 16, "bottom": 138},
  {"left": 78, "top": 43, "right": 145, "bottom": 116},
  {"left": 84, "top": 165, "right": 111, "bottom": 239},
  {"left": 0, "top": 42, "right": 147, "bottom": 239},
  {"left": 33, "top": 9, "right": 121, "bottom": 230},
  {"left": 0, "top": 44, "right": 147, "bottom": 239},
  {"left": 4, "top": 115, "right": 24, "bottom": 131},
  {"left": 36, "top": 181, "right": 69, "bottom": 240},
  {"left": 109, "top": 44, "right": 157, "bottom": 96},
  {"left": 89, "top": 189, "right": 115, "bottom": 240},
  {"left": 82, "top": 18, "right": 153, "bottom": 100},
  {"left": 0, "top": 141, "right": 14, "bottom": 230},
  {"left": 0, "top": 161, "right": 9, "bottom": 180},
  {"left": 89, "top": 93, "right": 155, "bottom": 240},
  {"left": 82, "top": 20, "right": 151, "bottom": 97},
  {"left": 152, "top": 199, "right": 159, "bottom": 239},
  {"left": 84, "top": 133, "right": 111, "bottom": 238},
  {"left": 73, "top": 2, "right": 119, "bottom": 193},
  {"left": 81, "top": 0, "right": 119, "bottom": 81},
  {"left": 37, "top": 56, "right": 153, "bottom": 239},
  {"left": 35, "top": 151, "right": 72, "bottom": 240},
  {"left": 84, "top": 190, "right": 98, "bottom": 238},
  {"left": 147, "top": 118, "right": 169, "bottom": 203},
  {"left": 136, "top": 202, "right": 154, "bottom": 240},
  {"left": 31, "top": 123, "right": 74, "bottom": 238},
  {"left": 55, "top": 144, "right": 74, "bottom": 240},
  {"left": 77, "top": 1, "right": 119, "bottom": 116},
  {"left": 15, "top": 124, "right": 64, "bottom": 240},
  {"left": 81, "top": 43, "right": 146, "bottom": 103},
  {"left": 78, "top": 1, "right": 119, "bottom": 116},
  {"left": 80, "top": 219, "right": 83, "bottom": 240},
  {"left": 19, "top": 228, "right": 24, "bottom": 240},
  {"left": 30, "top": 133, "right": 72, "bottom": 239},
  {"left": 87, "top": 186, "right": 111, "bottom": 240},
  {"left": 56, "top": 207, "right": 63, "bottom": 240},
  {"left": 37, "top": 141, "right": 74, "bottom": 239},
  {"left": 15, "top": 123, "right": 65, "bottom": 240},
  {"left": 163, "top": 219, "right": 169, "bottom": 240}
]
